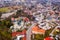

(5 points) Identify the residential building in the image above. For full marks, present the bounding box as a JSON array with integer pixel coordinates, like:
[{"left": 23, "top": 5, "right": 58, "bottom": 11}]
[
  {"left": 12, "top": 30, "right": 26, "bottom": 40},
  {"left": 32, "top": 25, "right": 46, "bottom": 35}
]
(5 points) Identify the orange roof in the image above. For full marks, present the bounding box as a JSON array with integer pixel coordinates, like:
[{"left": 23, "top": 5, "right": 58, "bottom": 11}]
[{"left": 32, "top": 26, "right": 45, "bottom": 34}]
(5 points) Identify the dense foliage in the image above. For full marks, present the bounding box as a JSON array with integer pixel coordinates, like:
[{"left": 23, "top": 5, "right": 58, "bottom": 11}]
[{"left": 0, "top": 20, "right": 13, "bottom": 40}]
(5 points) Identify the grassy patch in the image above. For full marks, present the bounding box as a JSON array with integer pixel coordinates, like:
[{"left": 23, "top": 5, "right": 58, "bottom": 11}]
[{"left": 0, "top": 7, "right": 9, "bottom": 13}]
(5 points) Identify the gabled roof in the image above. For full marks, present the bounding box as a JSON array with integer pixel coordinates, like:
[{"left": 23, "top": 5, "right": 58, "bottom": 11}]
[
  {"left": 12, "top": 30, "right": 26, "bottom": 37},
  {"left": 32, "top": 26, "right": 45, "bottom": 34},
  {"left": 12, "top": 32, "right": 21, "bottom": 37}
]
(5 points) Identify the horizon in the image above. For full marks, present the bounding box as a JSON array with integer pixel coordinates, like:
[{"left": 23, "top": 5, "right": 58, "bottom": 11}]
[{"left": 0, "top": 0, "right": 60, "bottom": 2}]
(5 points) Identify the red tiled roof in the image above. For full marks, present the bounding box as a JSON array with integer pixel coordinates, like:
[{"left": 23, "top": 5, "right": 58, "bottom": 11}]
[
  {"left": 12, "top": 32, "right": 22, "bottom": 37},
  {"left": 12, "top": 30, "right": 26, "bottom": 37},
  {"left": 44, "top": 37, "right": 53, "bottom": 40},
  {"left": 22, "top": 30, "right": 26, "bottom": 35}
]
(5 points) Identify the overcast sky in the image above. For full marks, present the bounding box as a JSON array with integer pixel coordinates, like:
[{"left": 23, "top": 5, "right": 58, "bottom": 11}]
[
  {"left": 0, "top": 0, "right": 60, "bottom": 2},
  {"left": 52, "top": 0, "right": 60, "bottom": 2}
]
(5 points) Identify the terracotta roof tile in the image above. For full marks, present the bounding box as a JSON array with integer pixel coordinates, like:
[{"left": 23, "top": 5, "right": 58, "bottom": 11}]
[{"left": 32, "top": 26, "right": 45, "bottom": 34}]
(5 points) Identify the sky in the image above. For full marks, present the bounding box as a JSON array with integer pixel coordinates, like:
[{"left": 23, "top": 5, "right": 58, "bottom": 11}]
[
  {"left": 0, "top": 0, "right": 60, "bottom": 2},
  {"left": 52, "top": 0, "right": 60, "bottom": 2}
]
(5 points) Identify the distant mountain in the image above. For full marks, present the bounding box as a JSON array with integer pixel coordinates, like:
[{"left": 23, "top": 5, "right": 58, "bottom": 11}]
[
  {"left": 52, "top": 0, "right": 60, "bottom": 2},
  {"left": 37, "top": 0, "right": 47, "bottom": 3},
  {"left": 0, "top": 0, "right": 60, "bottom": 7},
  {"left": 52, "top": 2, "right": 60, "bottom": 5}
]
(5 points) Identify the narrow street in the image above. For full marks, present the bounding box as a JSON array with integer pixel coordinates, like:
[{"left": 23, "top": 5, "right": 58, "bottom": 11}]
[{"left": 26, "top": 22, "right": 36, "bottom": 40}]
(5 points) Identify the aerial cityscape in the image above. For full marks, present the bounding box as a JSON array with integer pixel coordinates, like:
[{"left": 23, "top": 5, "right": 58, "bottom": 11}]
[{"left": 0, "top": 0, "right": 60, "bottom": 40}]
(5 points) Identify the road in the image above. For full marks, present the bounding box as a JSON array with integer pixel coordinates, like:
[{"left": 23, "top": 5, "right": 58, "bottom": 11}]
[{"left": 26, "top": 22, "right": 36, "bottom": 40}]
